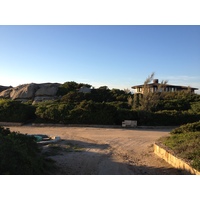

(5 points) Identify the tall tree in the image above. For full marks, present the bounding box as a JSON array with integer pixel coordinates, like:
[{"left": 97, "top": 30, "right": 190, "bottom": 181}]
[{"left": 139, "top": 72, "right": 168, "bottom": 111}]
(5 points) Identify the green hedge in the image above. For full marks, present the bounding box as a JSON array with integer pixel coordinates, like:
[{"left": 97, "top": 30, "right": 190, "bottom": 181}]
[
  {"left": 0, "top": 99, "right": 36, "bottom": 123},
  {"left": 152, "top": 110, "right": 200, "bottom": 126},
  {"left": 1, "top": 98, "right": 200, "bottom": 126},
  {"left": 35, "top": 101, "right": 118, "bottom": 125},
  {"left": 0, "top": 126, "right": 55, "bottom": 175},
  {"left": 170, "top": 121, "right": 200, "bottom": 134}
]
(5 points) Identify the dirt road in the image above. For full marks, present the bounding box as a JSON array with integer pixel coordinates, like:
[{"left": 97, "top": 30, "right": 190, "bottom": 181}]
[{"left": 7, "top": 125, "right": 186, "bottom": 175}]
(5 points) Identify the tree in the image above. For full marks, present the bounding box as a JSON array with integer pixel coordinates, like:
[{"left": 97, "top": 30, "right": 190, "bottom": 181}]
[
  {"left": 138, "top": 72, "right": 168, "bottom": 111},
  {"left": 57, "top": 81, "right": 92, "bottom": 96},
  {"left": 133, "top": 93, "right": 140, "bottom": 109}
]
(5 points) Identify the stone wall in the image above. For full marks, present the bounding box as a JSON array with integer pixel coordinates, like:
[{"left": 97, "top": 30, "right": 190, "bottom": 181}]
[{"left": 154, "top": 143, "right": 200, "bottom": 175}]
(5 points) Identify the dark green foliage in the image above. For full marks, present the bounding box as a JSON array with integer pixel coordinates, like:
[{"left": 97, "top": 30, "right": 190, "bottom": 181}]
[
  {"left": 108, "top": 101, "right": 131, "bottom": 110},
  {"left": 0, "top": 126, "right": 55, "bottom": 175},
  {"left": 162, "top": 91, "right": 200, "bottom": 102},
  {"left": 133, "top": 93, "right": 141, "bottom": 109},
  {"left": 136, "top": 110, "right": 153, "bottom": 125},
  {"left": 170, "top": 121, "right": 200, "bottom": 134},
  {"left": 153, "top": 99, "right": 191, "bottom": 111},
  {"left": 114, "top": 109, "right": 138, "bottom": 125},
  {"left": 190, "top": 101, "right": 200, "bottom": 113},
  {"left": 71, "top": 101, "right": 117, "bottom": 125},
  {"left": 57, "top": 81, "right": 79, "bottom": 96},
  {"left": 35, "top": 100, "right": 118, "bottom": 125},
  {"left": 57, "top": 81, "right": 91, "bottom": 96},
  {"left": 152, "top": 110, "right": 200, "bottom": 126},
  {"left": 61, "top": 91, "right": 86, "bottom": 103},
  {"left": 0, "top": 80, "right": 200, "bottom": 126},
  {"left": 0, "top": 99, "right": 36, "bottom": 122},
  {"left": 60, "top": 86, "right": 130, "bottom": 103},
  {"left": 35, "top": 102, "right": 75, "bottom": 123},
  {"left": 109, "top": 88, "right": 130, "bottom": 102},
  {"left": 132, "top": 110, "right": 200, "bottom": 126}
]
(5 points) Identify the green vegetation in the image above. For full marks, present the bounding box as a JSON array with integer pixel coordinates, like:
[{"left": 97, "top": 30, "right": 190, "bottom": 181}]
[
  {"left": 170, "top": 120, "right": 200, "bottom": 134},
  {"left": 0, "top": 99, "right": 36, "bottom": 123},
  {"left": 0, "top": 126, "right": 55, "bottom": 175},
  {"left": 57, "top": 81, "right": 92, "bottom": 96},
  {"left": 0, "top": 79, "right": 200, "bottom": 126},
  {"left": 42, "top": 79, "right": 200, "bottom": 172},
  {"left": 1, "top": 78, "right": 200, "bottom": 174},
  {"left": 158, "top": 121, "right": 200, "bottom": 171}
]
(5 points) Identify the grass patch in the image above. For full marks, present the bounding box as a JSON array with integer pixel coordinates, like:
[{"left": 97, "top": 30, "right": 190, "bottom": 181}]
[{"left": 158, "top": 124, "right": 200, "bottom": 171}]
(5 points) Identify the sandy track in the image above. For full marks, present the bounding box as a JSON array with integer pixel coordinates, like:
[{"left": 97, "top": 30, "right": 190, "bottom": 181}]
[{"left": 6, "top": 126, "right": 187, "bottom": 175}]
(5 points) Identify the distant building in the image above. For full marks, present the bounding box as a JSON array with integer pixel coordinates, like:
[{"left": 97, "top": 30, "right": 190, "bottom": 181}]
[
  {"left": 78, "top": 86, "right": 91, "bottom": 93},
  {"left": 132, "top": 79, "right": 198, "bottom": 94}
]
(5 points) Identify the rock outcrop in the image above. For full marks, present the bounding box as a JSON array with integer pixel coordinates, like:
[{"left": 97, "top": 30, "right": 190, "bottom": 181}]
[
  {"left": 35, "top": 83, "right": 59, "bottom": 96},
  {"left": 0, "top": 83, "right": 61, "bottom": 103},
  {"left": 0, "top": 85, "right": 12, "bottom": 93},
  {"left": 10, "top": 83, "right": 39, "bottom": 100},
  {"left": 0, "top": 88, "right": 13, "bottom": 98}
]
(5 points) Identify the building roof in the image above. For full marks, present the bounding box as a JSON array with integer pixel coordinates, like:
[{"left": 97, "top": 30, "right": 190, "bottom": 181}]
[{"left": 132, "top": 79, "right": 198, "bottom": 90}]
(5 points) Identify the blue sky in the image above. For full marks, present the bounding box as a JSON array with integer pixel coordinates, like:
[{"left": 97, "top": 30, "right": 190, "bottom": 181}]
[{"left": 0, "top": 25, "right": 200, "bottom": 93}]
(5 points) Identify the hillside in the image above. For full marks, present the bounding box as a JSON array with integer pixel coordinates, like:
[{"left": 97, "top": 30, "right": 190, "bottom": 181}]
[{"left": 0, "top": 85, "right": 12, "bottom": 93}]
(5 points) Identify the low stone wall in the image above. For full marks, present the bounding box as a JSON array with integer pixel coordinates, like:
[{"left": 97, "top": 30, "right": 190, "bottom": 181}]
[{"left": 154, "top": 143, "right": 200, "bottom": 175}]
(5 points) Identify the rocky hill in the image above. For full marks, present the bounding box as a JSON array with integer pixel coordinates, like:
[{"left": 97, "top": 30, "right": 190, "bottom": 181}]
[
  {"left": 0, "top": 85, "right": 12, "bottom": 93},
  {"left": 0, "top": 83, "right": 61, "bottom": 103}
]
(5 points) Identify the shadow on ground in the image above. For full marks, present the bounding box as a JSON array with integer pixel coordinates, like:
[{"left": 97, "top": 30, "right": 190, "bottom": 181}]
[{"left": 41, "top": 139, "right": 191, "bottom": 175}]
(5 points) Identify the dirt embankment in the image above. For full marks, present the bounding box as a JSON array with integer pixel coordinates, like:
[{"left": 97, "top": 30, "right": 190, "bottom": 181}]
[{"left": 7, "top": 126, "right": 187, "bottom": 175}]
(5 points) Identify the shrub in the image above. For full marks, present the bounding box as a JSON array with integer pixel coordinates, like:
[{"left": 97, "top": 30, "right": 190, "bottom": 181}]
[
  {"left": 115, "top": 109, "right": 138, "bottom": 125},
  {"left": 0, "top": 99, "right": 36, "bottom": 123},
  {"left": 35, "top": 102, "right": 75, "bottom": 123},
  {"left": 134, "top": 110, "right": 152, "bottom": 125},
  {"left": 68, "top": 101, "right": 117, "bottom": 125},
  {"left": 151, "top": 110, "right": 200, "bottom": 126},
  {"left": 190, "top": 101, "right": 200, "bottom": 113},
  {"left": 162, "top": 131, "right": 200, "bottom": 171},
  {"left": 170, "top": 121, "right": 200, "bottom": 134},
  {"left": 0, "top": 126, "right": 55, "bottom": 175},
  {"left": 154, "top": 99, "right": 191, "bottom": 111}
]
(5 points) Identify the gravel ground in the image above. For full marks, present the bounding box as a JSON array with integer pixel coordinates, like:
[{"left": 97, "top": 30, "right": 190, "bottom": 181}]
[{"left": 7, "top": 125, "right": 187, "bottom": 175}]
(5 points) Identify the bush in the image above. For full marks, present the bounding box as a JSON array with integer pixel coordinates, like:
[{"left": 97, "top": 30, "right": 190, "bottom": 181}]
[
  {"left": 154, "top": 99, "right": 191, "bottom": 111},
  {"left": 35, "top": 102, "right": 75, "bottom": 123},
  {"left": 162, "top": 131, "right": 200, "bottom": 171},
  {"left": 115, "top": 109, "right": 138, "bottom": 125},
  {"left": 136, "top": 110, "right": 153, "bottom": 125},
  {"left": 151, "top": 110, "right": 200, "bottom": 126},
  {"left": 0, "top": 99, "right": 36, "bottom": 123},
  {"left": 35, "top": 101, "right": 118, "bottom": 125},
  {"left": 190, "top": 101, "right": 200, "bottom": 113},
  {"left": 0, "top": 126, "right": 55, "bottom": 175},
  {"left": 170, "top": 121, "right": 200, "bottom": 134},
  {"left": 68, "top": 101, "right": 117, "bottom": 125}
]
